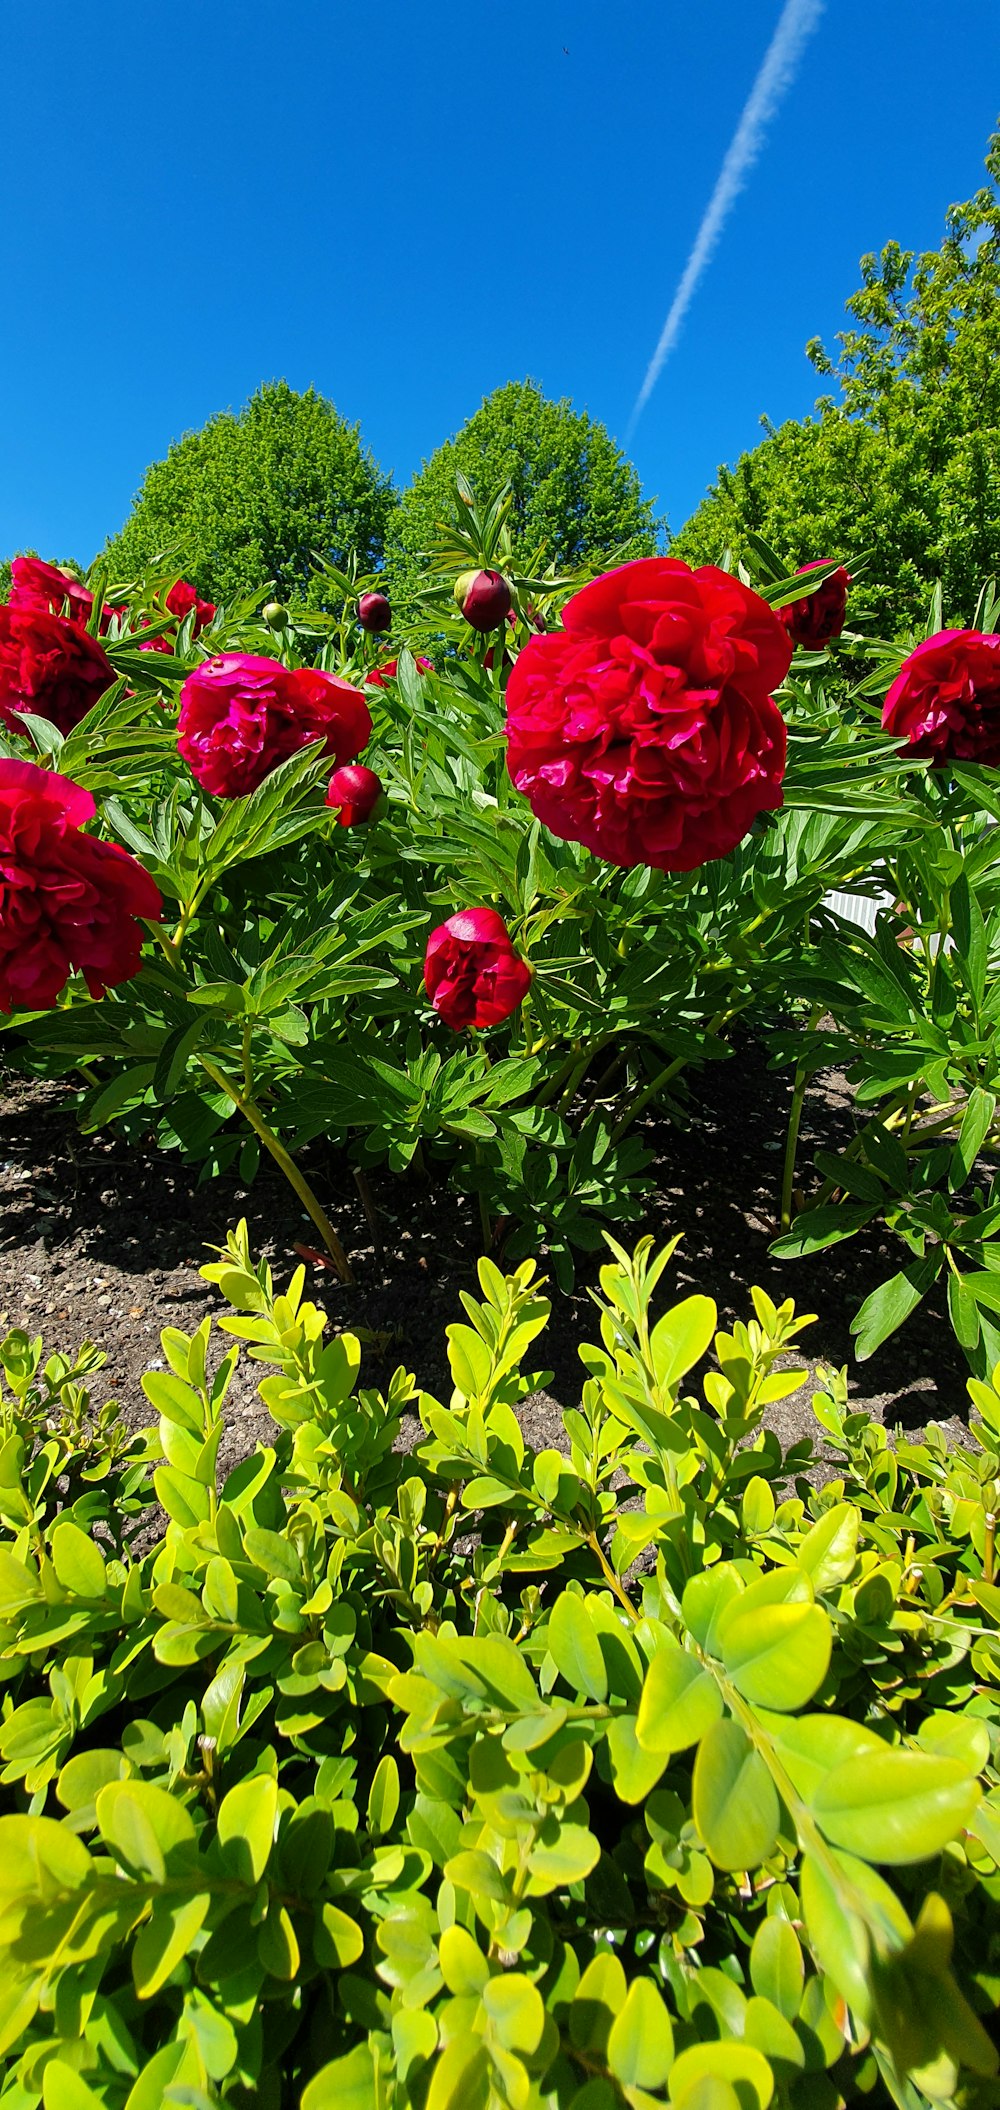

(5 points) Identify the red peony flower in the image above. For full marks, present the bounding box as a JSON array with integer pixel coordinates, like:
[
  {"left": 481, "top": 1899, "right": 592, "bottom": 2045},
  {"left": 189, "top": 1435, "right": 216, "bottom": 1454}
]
[
  {"left": 424, "top": 907, "right": 531, "bottom": 1031},
  {"left": 0, "top": 606, "right": 118, "bottom": 736},
  {"left": 8, "top": 556, "right": 95, "bottom": 628},
  {"left": 504, "top": 557, "right": 790, "bottom": 874},
  {"left": 364, "top": 656, "right": 434, "bottom": 688},
  {"left": 177, "top": 654, "right": 372, "bottom": 798},
  {"left": 778, "top": 562, "right": 851, "bottom": 648},
  {"left": 165, "top": 579, "right": 216, "bottom": 633},
  {"left": 141, "top": 579, "right": 217, "bottom": 654},
  {"left": 0, "top": 757, "right": 162, "bottom": 1012},
  {"left": 326, "top": 763, "right": 385, "bottom": 826},
  {"left": 882, "top": 629, "right": 1000, "bottom": 766}
]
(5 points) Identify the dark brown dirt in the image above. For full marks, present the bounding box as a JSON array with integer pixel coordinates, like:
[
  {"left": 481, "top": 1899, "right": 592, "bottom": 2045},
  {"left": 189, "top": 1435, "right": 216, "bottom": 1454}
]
[{"left": 0, "top": 1037, "right": 972, "bottom": 1480}]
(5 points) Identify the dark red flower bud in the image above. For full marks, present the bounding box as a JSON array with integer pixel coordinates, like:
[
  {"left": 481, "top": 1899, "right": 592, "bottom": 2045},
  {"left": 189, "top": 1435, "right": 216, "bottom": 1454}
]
[
  {"left": 424, "top": 907, "right": 531, "bottom": 1031},
  {"left": 453, "top": 569, "right": 512, "bottom": 632},
  {"left": 357, "top": 591, "right": 392, "bottom": 635},
  {"left": 325, "top": 763, "right": 385, "bottom": 827},
  {"left": 778, "top": 563, "right": 851, "bottom": 648}
]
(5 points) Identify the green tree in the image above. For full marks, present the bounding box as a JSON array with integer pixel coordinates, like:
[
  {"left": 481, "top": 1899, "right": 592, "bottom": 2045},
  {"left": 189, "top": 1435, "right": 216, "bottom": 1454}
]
[
  {"left": 388, "top": 380, "right": 660, "bottom": 608},
  {"left": 104, "top": 382, "right": 396, "bottom": 605},
  {"left": 675, "top": 131, "right": 1000, "bottom": 631}
]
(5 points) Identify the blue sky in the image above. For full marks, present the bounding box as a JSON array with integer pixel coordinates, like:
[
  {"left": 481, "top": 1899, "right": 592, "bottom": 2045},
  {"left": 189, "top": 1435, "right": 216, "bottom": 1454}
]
[{"left": 2, "top": 0, "right": 999, "bottom": 566}]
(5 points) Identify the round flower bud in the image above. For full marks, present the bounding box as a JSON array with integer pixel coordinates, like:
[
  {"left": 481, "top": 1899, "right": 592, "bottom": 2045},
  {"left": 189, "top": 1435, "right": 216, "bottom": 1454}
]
[
  {"left": 326, "top": 763, "right": 385, "bottom": 827},
  {"left": 453, "top": 569, "right": 512, "bottom": 632},
  {"left": 263, "top": 601, "right": 288, "bottom": 631},
  {"left": 357, "top": 591, "right": 392, "bottom": 635}
]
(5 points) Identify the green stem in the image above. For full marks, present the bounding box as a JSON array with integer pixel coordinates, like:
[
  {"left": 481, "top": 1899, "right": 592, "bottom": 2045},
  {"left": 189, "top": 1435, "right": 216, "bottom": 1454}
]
[
  {"left": 198, "top": 1055, "right": 354, "bottom": 1285},
  {"left": 780, "top": 1006, "right": 822, "bottom": 1233}
]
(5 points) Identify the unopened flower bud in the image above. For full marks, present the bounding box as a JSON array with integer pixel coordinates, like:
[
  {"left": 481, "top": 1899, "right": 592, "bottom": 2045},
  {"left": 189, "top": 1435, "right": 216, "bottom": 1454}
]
[
  {"left": 263, "top": 601, "right": 288, "bottom": 630},
  {"left": 357, "top": 591, "right": 392, "bottom": 635},
  {"left": 453, "top": 569, "right": 512, "bottom": 632},
  {"left": 325, "top": 762, "right": 385, "bottom": 827}
]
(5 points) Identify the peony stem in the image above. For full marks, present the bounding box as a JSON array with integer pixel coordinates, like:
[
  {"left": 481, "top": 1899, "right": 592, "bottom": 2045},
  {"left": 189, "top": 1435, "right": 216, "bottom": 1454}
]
[{"left": 198, "top": 1055, "right": 354, "bottom": 1285}]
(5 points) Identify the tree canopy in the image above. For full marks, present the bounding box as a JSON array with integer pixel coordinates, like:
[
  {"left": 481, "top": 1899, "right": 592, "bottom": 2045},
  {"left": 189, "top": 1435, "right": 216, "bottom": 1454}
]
[
  {"left": 674, "top": 131, "right": 1000, "bottom": 632},
  {"left": 103, "top": 383, "right": 396, "bottom": 606},
  {"left": 387, "top": 381, "right": 660, "bottom": 607}
]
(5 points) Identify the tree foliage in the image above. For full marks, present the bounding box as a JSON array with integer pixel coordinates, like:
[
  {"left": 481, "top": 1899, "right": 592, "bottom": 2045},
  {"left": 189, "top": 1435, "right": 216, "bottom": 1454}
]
[
  {"left": 675, "top": 131, "right": 1000, "bottom": 630},
  {"left": 104, "top": 382, "right": 397, "bottom": 605},
  {"left": 387, "top": 380, "right": 660, "bottom": 610}
]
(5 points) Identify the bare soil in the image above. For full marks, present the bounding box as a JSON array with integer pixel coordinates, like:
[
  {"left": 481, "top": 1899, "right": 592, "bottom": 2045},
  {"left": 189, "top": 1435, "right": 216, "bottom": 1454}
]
[{"left": 0, "top": 1037, "right": 972, "bottom": 1479}]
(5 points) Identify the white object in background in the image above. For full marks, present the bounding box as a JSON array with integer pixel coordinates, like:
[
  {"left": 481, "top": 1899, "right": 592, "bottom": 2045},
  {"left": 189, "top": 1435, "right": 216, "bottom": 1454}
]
[{"left": 822, "top": 885, "right": 894, "bottom": 936}]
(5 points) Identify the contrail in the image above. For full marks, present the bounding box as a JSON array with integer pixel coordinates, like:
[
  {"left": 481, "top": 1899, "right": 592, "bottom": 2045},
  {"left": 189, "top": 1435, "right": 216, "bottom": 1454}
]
[{"left": 627, "top": 0, "right": 824, "bottom": 437}]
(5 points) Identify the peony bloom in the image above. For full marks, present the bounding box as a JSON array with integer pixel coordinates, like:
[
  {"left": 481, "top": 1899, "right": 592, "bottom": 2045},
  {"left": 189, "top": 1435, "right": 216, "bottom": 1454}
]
[
  {"left": 357, "top": 591, "right": 392, "bottom": 634},
  {"left": 177, "top": 654, "right": 372, "bottom": 798},
  {"left": 0, "top": 758, "right": 162, "bottom": 1011},
  {"left": 882, "top": 630, "right": 1000, "bottom": 766},
  {"left": 0, "top": 606, "right": 117, "bottom": 736},
  {"left": 454, "top": 569, "right": 513, "bottom": 632},
  {"left": 141, "top": 579, "right": 217, "bottom": 653},
  {"left": 778, "top": 562, "right": 851, "bottom": 648},
  {"left": 166, "top": 579, "right": 216, "bottom": 633},
  {"left": 8, "top": 556, "right": 95, "bottom": 628},
  {"left": 424, "top": 907, "right": 531, "bottom": 1031},
  {"left": 364, "top": 656, "right": 434, "bottom": 687},
  {"left": 326, "top": 763, "right": 384, "bottom": 826},
  {"left": 505, "top": 557, "right": 790, "bottom": 874}
]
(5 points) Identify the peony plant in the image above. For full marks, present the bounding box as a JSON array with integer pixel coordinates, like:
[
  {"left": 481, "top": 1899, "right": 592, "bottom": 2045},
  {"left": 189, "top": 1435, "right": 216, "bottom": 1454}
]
[{"left": 3, "top": 483, "right": 1000, "bottom": 1359}]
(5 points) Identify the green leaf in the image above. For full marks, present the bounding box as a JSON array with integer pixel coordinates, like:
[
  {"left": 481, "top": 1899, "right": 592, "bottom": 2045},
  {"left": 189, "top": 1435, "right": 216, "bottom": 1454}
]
[
  {"left": 315, "top": 1903, "right": 365, "bottom": 1969},
  {"left": 605, "top": 1714, "right": 668, "bottom": 1803},
  {"left": 651, "top": 1295, "right": 717, "bottom": 1389},
  {"left": 742, "top": 1996, "right": 805, "bottom": 2072},
  {"left": 96, "top": 1781, "right": 197, "bottom": 1882},
  {"left": 302, "top": 2044, "right": 379, "bottom": 2110},
  {"left": 796, "top": 1503, "right": 859, "bottom": 1593},
  {"left": 367, "top": 1755, "right": 400, "bottom": 1837},
  {"left": 813, "top": 1751, "right": 980, "bottom": 1863},
  {"left": 438, "top": 1924, "right": 489, "bottom": 1995},
  {"left": 216, "top": 1772, "right": 278, "bottom": 1883},
  {"left": 635, "top": 1645, "right": 723, "bottom": 1755},
  {"left": 851, "top": 1255, "right": 941, "bottom": 1360},
  {"left": 749, "top": 1916, "right": 804, "bottom": 2020},
  {"left": 770, "top": 1203, "right": 878, "bottom": 1258},
  {"left": 525, "top": 1821, "right": 601, "bottom": 1893},
  {"left": 132, "top": 1890, "right": 210, "bottom": 1997},
  {"left": 668, "top": 2040, "right": 774, "bottom": 2109},
  {"left": 950, "top": 1086, "right": 996, "bottom": 1190},
  {"left": 42, "top": 2063, "right": 105, "bottom": 2110},
  {"left": 481, "top": 1972, "right": 545, "bottom": 2054},
  {"left": 50, "top": 1519, "right": 107, "bottom": 1599},
  {"left": 693, "top": 1719, "right": 780, "bottom": 1871},
  {"left": 425, "top": 2034, "right": 491, "bottom": 2110},
  {"left": 548, "top": 1591, "right": 608, "bottom": 1701},
  {"left": 607, "top": 1977, "right": 674, "bottom": 2088},
  {"left": 717, "top": 1598, "right": 831, "bottom": 1711}
]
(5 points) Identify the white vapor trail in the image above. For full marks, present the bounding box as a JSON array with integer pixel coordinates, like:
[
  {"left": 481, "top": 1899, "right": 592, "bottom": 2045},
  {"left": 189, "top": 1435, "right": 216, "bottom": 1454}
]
[{"left": 627, "top": 0, "right": 824, "bottom": 437}]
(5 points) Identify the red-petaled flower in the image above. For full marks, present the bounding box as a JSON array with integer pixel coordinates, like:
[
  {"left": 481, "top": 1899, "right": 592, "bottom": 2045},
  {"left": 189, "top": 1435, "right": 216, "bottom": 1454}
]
[
  {"left": 504, "top": 557, "right": 790, "bottom": 873},
  {"left": 0, "top": 606, "right": 117, "bottom": 736},
  {"left": 166, "top": 580, "right": 216, "bottom": 633},
  {"left": 326, "top": 763, "right": 384, "bottom": 826},
  {"left": 142, "top": 579, "right": 217, "bottom": 653},
  {"left": 0, "top": 758, "right": 162, "bottom": 1012},
  {"left": 177, "top": 654, "right": 372, "bottom": 797},
  {"left": 424, "top": 908, "right": 531, "bottom": 1031},
  {"left": 8, "top": 556, "right": 95, "bottom": 628},
  {"left": 882, "top": 630, "right": 1000, "bottom": 766},
  {"left": 778, "top": 562, "right": 851, "bottom": 648},
  {"left": 364, "top": 656, "right": 434, "bottom": 688}
]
